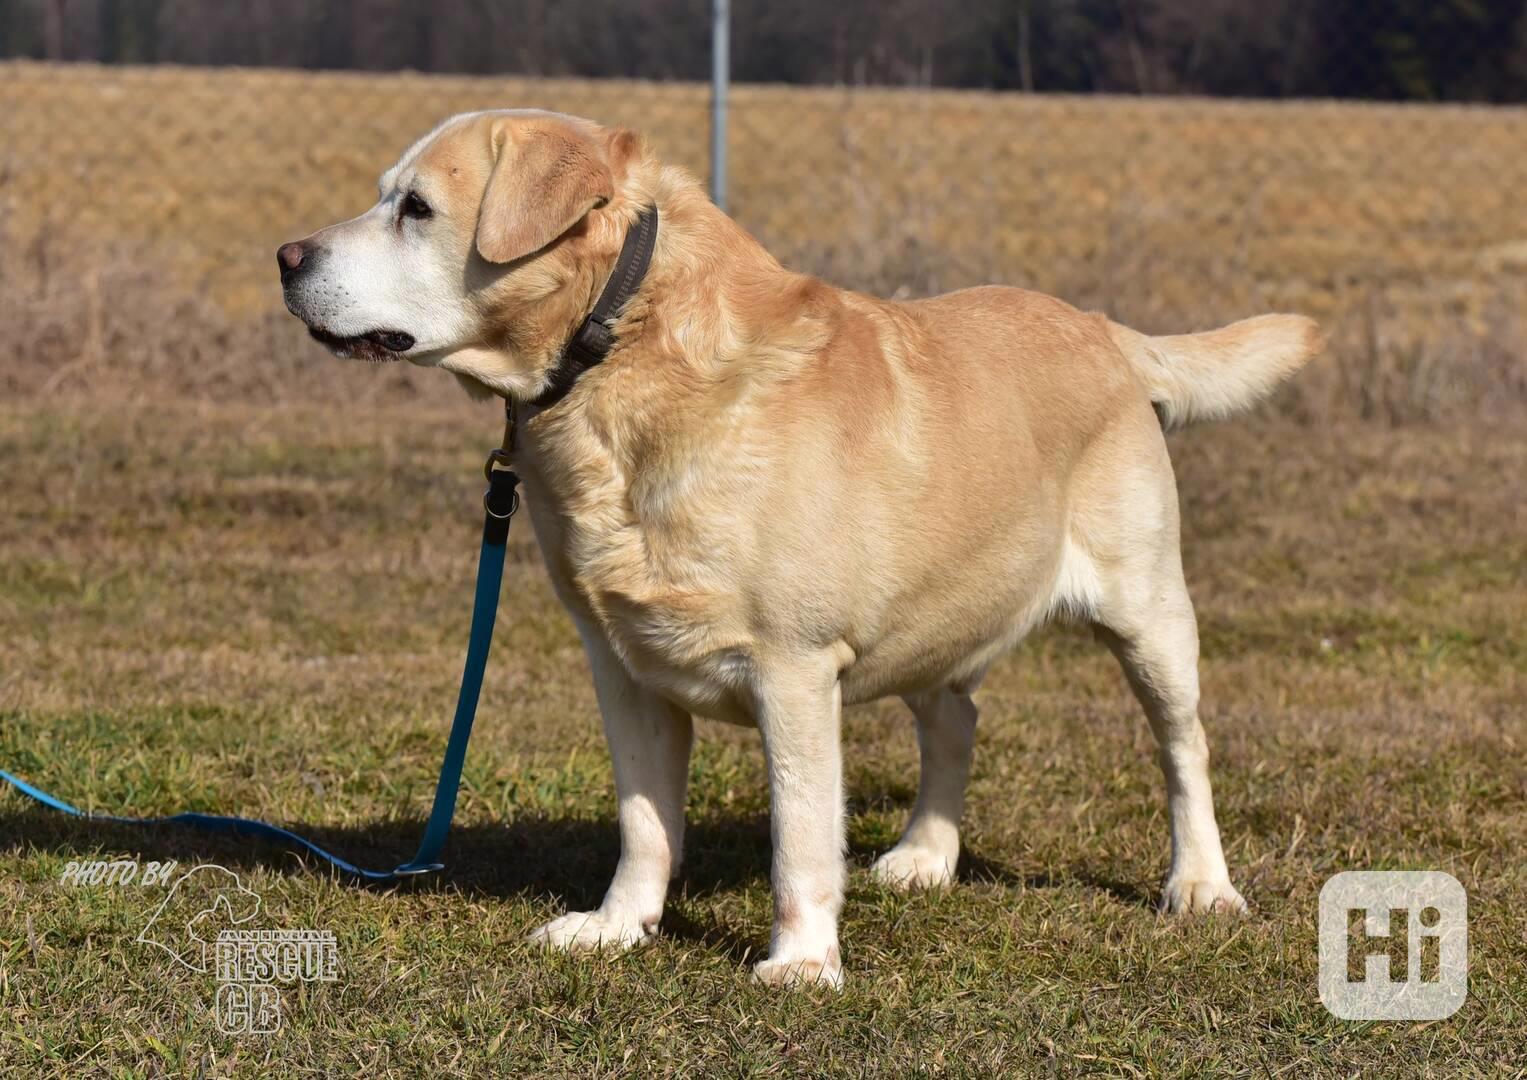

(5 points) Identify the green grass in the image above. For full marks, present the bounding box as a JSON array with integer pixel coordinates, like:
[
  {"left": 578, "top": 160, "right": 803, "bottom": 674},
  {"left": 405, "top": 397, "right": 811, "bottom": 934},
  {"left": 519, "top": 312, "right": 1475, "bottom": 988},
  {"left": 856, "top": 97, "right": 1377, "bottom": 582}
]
[{"left": 2, "top": 398, "right": 1524, "bottom": 1076}]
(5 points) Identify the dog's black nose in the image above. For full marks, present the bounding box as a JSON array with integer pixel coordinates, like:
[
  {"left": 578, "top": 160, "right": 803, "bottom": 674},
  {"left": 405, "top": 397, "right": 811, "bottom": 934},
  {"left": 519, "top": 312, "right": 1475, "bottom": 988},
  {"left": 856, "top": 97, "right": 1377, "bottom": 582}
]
[{"left": 277, "top": 241, "right": 309, "bottom": 279}]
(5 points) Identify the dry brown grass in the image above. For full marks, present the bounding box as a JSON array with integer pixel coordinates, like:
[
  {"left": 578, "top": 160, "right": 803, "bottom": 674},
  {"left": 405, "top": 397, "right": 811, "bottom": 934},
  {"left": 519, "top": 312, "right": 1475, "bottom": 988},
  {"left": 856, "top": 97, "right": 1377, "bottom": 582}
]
[
  {"left": 1, "top": 399, "right": 1523, "bottom": 1075},
  {"left": 3, "top": 60, "right": 1526, "bottom": 423}
]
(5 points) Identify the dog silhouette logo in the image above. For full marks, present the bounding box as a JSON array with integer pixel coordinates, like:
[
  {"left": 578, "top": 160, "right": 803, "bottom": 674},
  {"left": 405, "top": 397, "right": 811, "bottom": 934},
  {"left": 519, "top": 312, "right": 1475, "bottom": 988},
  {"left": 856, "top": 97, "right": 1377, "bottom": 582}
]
[{"left": 136, "top": 864, "right": 262, "bottom": 973}]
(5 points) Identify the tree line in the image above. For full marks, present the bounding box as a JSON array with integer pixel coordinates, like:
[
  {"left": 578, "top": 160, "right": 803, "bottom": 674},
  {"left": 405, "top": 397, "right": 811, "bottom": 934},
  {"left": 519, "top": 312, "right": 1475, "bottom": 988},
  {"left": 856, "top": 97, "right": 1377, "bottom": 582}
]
[{"left": 4, "top": 0, "right": 1525, "bottom": 102}]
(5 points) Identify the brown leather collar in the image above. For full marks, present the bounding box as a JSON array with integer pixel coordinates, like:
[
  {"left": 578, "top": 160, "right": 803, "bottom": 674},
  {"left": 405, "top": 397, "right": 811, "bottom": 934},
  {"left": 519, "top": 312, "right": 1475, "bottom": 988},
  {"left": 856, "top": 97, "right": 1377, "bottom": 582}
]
[{"left": 530, "top": 206, "right": 659, "bottom": 409}]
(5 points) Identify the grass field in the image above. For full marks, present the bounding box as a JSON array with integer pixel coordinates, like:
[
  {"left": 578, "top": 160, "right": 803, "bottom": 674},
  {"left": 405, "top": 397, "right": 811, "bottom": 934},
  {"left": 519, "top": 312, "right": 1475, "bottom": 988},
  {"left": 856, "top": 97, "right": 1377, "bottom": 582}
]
[
  {"left": 1, "top": 60, "right": 1525, "bottom": 1077},
  {"left": 1, "top": 396, "right": 1523, "bottom": 1076}
]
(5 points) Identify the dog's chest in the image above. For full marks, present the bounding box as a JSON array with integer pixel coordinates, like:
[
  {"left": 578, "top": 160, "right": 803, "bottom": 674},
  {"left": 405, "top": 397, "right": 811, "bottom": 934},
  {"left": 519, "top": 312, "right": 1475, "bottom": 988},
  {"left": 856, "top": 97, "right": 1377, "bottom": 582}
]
[{"left": 519, "top": 443, "right": 757, "bottom": 716}]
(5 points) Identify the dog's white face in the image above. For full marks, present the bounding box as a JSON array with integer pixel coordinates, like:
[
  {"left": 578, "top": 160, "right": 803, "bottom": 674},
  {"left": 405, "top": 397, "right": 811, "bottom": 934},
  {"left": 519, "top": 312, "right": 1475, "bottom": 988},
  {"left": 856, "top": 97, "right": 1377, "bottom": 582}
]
[
  {"left": 278, "top": 109, "right": 632, "bottom": 394},
  {"left": 279, "top": 114, "right": 487, "bottom": 364}
]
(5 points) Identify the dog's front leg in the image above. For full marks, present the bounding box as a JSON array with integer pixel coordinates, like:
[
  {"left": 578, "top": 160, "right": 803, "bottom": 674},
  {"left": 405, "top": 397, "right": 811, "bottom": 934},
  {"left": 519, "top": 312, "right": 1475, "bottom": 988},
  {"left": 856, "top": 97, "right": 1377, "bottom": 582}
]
[
  {"left": 529, "top": 632, "right": 692, "bottom": 951},
  {"left": 751, "top": 658, "right": 846, "bottom": 988}
]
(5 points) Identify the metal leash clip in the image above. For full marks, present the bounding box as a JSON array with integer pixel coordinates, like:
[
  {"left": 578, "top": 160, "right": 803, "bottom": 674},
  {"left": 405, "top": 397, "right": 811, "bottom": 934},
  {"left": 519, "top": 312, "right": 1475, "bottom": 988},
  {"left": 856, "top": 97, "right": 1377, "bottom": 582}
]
[
  {"left": 484, "top": 400, "right": 518, "bottom": 477},
  {"left": 483, "top": 448, "right": 516, "bottom": 483},
  {"left": 483, "top": 399, "right": 521, "bottom": 520}
]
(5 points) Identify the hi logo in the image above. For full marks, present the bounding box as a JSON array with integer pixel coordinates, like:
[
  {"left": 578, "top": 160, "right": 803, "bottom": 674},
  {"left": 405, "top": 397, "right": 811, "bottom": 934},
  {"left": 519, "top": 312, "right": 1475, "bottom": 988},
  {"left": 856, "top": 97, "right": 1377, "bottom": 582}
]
[{"left": 1318, "top": 870, "right": 1467, "bottom": 1020}]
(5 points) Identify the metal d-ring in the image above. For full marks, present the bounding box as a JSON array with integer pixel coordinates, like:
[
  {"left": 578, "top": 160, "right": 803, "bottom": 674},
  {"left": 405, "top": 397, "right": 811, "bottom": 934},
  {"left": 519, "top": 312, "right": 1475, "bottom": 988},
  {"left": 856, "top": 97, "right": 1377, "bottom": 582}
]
[
  {"left": 483, "top": 484, "right": 519, "bottom": 520},
  {"left": 390, "top": 862, "right": 444, "bottom": 877}
]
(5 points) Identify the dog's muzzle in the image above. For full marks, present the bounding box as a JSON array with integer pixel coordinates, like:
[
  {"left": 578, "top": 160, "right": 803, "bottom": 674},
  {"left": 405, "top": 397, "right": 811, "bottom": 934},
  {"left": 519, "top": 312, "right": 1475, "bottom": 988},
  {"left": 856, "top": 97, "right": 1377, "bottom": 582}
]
[{"left": 276, "top": 240, "right": 415, "bottom": 361}]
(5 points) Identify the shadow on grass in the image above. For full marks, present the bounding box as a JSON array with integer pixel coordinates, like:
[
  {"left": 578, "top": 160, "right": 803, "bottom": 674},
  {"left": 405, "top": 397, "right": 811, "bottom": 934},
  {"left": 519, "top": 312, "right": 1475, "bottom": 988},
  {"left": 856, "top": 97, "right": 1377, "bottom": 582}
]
[
  {"left": 962, "top": 850, "right": 1156, "bottom": 910},
  {"left": 1, "top": 803, "right": 1155, "bottom": 960},
  {"left": 2, "top": 805, "right": 781, "bottom": 958},
  {"left": 0, "top": 807, "right": 764, "bottom": 901}
]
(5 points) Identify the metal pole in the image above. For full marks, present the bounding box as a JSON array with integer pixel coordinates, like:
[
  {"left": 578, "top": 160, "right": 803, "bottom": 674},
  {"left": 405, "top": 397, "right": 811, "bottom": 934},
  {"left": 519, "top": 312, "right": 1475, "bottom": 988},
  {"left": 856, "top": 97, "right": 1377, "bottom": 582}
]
[{"left": 710, "top": 0, "right": 729, "bottom": 212}]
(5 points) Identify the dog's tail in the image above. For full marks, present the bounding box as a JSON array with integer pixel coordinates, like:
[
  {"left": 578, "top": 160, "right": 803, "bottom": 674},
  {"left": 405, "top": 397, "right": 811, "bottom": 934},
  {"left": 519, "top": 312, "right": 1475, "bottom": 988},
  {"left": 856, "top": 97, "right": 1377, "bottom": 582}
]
[{"left": 1107, "top": 314, "right": 1323, "bottom": 429}]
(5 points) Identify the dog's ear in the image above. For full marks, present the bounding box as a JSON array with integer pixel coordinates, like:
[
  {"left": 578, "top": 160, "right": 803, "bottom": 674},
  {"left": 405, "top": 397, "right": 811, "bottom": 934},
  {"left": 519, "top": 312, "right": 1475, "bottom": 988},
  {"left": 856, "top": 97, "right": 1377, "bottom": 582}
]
[{"left": 475, "top": 123, "right": 613, "bottom": 265}]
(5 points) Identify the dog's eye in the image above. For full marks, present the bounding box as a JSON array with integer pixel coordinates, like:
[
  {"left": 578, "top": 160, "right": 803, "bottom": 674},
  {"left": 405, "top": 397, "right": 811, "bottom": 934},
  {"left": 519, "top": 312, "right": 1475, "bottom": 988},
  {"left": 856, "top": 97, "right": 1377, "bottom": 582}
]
[{"left": 401, "top": 191, "right": 433, "bottom": 221}]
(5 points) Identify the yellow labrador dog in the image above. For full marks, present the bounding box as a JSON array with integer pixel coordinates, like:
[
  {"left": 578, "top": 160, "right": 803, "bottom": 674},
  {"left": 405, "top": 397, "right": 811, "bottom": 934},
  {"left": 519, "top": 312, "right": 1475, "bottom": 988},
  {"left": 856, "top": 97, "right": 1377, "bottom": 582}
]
[{"left": 279, "top": 110, "right": 1320, "bottom": 987}]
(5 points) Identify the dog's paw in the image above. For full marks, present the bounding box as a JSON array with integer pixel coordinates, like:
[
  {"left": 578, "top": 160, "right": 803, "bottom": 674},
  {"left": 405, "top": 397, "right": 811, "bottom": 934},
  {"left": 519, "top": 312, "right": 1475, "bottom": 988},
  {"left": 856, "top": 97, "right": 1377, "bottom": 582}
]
[
  {"left": 870, "top": 844, "right": 957, "bottom": 891},
  {"left": 527, "top": 909, "right": 655, "bottom": 951},
  {"left": 751, "top": 946, "right": 843, "bottom": 990},
  {"left": 1159, "top": 876, "right": 1247, "bottom": 915}
]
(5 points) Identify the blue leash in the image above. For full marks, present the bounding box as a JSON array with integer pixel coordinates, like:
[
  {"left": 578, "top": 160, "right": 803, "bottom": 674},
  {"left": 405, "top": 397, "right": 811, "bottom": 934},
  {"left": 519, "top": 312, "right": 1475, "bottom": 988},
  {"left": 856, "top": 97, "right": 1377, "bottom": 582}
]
[{"left": 1, "top": 459, "right": 522, "bottom": 883}]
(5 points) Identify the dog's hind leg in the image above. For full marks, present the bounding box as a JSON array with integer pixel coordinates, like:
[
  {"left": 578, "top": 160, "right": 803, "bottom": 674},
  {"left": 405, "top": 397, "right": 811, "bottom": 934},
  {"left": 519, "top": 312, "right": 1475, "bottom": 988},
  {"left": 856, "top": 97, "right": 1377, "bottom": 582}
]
[
  {"left": 1070, "top": 414, "right": 1246, "bottom": 915},
  {"left": 871, "top": 687, "right": 978, "bottom": 890},
  {"left": 1092, "top": 554, "right": 1246, "bottom": 915}
]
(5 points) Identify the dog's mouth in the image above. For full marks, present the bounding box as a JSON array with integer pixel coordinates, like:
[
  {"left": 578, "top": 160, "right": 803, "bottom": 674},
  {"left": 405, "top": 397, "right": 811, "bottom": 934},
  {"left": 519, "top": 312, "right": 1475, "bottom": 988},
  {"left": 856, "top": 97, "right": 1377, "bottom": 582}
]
[{"left": 307, "top": 326, "right": 416, "bottom": 362}]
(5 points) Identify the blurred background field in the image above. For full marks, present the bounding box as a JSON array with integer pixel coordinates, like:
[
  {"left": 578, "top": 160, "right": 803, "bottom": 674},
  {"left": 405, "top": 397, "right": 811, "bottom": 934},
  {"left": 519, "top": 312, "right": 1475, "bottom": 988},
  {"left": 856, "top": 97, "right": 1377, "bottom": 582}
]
[{"left": 3, "top": 59, "right": 1525, "bottom": 424}]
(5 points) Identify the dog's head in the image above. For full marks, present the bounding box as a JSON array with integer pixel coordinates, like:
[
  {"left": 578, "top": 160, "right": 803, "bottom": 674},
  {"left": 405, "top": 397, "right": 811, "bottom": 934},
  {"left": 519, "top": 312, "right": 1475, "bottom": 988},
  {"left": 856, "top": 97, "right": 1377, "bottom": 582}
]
[{"left": 278, "top": 109, "right": 644, "bottom": 399}]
